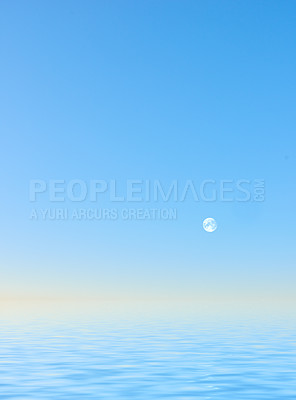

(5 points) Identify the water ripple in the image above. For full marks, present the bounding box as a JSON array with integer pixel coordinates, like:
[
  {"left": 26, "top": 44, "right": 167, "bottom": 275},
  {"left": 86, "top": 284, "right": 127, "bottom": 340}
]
[{"left": 0, "top": 317, "right": 295, "bottom": 399}]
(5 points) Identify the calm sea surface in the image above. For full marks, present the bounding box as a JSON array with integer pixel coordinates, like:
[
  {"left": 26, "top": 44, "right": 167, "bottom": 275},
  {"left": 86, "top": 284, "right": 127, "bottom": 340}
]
[{"left": 0, "top": 311, "right": 295, "bottom": 399}]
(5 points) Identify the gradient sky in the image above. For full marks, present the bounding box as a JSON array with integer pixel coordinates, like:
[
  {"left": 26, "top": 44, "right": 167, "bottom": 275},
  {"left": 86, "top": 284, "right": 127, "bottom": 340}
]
[{"left": 1, "top": 1, "right": 296, "bottom": 306}]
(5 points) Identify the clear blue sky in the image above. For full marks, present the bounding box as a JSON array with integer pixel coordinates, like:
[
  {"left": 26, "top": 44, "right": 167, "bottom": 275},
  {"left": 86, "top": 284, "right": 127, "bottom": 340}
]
[{"left": 1, "top": 1, "right": 295, "bottom": 306}]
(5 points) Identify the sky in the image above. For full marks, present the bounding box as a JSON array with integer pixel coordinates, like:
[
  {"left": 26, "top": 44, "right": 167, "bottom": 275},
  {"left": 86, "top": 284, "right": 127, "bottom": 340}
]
[{"left": 0, "top": 1, "right": 296, "bottom": 310}]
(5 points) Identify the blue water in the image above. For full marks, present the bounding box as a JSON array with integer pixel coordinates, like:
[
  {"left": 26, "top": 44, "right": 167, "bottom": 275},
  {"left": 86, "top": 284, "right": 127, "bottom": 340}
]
[{"left": 0, "top": 314, "right": 295, "bottom": 399}]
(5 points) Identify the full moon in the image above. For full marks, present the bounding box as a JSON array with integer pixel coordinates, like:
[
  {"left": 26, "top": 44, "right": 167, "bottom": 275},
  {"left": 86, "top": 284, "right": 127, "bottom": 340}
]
[{"left": 203, "top": 217, "right": 217, "bottom": 232}]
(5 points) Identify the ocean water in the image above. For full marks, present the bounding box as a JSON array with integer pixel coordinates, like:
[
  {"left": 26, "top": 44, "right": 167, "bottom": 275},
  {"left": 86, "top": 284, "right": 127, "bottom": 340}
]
[{"left": 0, "top": 311, "right": 295, "bottom": 399}]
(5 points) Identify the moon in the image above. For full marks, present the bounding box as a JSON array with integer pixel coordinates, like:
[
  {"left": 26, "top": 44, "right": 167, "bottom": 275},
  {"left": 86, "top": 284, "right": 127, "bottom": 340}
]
[{"left": 203, "top": 217, "right": 217, "bottom": 232}]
